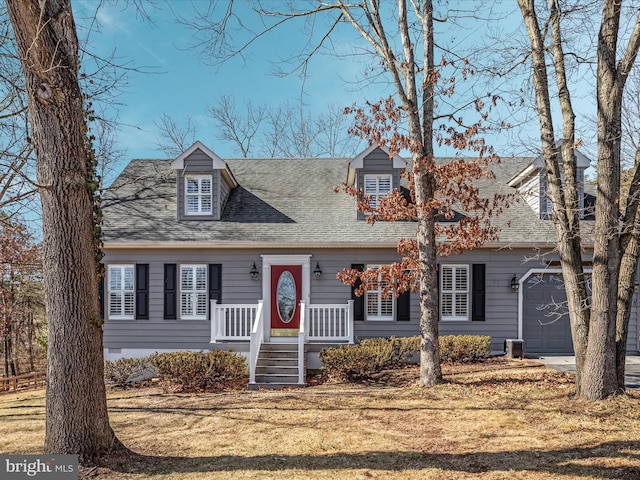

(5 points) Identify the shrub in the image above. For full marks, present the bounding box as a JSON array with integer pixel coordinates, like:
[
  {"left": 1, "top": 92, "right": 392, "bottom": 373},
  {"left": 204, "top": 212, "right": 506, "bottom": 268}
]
[
  {"left": 439, "top": 335, "right": 491, "bottom": 363},
  {"left": 360, "top": 336, "right": 420, "bottom": 365},
  {"left": 149, "top": 350, "right": 248, "bottom": 392},
  {"left": 319, "top": 341, "right": 394, "bottom": 381},
  {"left": 320, "top": 335, "right": 491, "bottom": 382},
  {"left": 104, "top": 357, "right": 155, "bottom": 387}
]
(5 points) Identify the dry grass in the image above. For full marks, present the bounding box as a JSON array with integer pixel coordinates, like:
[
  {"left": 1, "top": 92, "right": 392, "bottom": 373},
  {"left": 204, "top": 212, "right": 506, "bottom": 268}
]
[{"left": 2, "top": 359, "right": 640, "bottom": 479}]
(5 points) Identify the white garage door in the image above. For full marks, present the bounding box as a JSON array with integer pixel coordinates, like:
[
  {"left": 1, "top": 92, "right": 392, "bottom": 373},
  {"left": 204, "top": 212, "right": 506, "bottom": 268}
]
[{"left": 522, "top": 272, "right": 574, "bottom": 355}]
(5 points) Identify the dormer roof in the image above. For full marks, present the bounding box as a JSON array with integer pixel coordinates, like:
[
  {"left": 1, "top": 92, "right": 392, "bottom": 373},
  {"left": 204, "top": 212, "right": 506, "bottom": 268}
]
[
  {"left": 346, "top": 144, "right": 407, "bottom": 187},
  {"left": 170, "top": 141, "right": 238, "bottom": 188}
]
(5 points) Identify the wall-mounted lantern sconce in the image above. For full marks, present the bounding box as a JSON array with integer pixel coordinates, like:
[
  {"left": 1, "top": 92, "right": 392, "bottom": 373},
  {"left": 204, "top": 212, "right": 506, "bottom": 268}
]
[
  {"left": 510, "top": 274, "right": 519, "bottom": 293},
  {"left": 313, "top": 261, "right": 322, "bottom": 280},
  {"left": 250, "top": 262, "right": 259, "bottom": 280}
]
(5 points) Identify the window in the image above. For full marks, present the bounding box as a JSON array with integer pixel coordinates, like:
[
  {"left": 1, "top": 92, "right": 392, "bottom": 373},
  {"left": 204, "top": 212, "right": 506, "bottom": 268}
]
[
  {"left": 180, "top": 264, "right": 208, "bottom": 319},
  {"left": 108, "top": 265, "right": 134, "bottom": 320},
  {"left": 364, "top": 174, "right": 392, "bottom": 208},
  {"left": 366, "top": 265, "right": 394, "bottom": 321},
  {"left": 185, "top": 175, "right": 212, "bottom": 215},
  {"left": 440, "top": 265, "right": 469, "bottom": 321}
]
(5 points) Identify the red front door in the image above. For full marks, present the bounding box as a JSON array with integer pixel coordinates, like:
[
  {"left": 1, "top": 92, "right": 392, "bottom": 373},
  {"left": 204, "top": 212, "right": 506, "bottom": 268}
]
[{"left": 270, "top": 265, "right": 302, "bottom": 332}]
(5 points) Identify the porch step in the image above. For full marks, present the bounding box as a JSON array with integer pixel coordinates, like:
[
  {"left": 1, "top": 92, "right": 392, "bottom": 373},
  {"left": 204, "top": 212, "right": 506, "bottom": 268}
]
[{"left": 249, "top": 342, "right": 305, "bottom": 390}]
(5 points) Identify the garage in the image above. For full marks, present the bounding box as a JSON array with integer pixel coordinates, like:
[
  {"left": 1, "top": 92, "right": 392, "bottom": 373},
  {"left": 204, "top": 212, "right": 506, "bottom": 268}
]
[{"left": 522, "top": 272, "right": 575, "bottom": 355}]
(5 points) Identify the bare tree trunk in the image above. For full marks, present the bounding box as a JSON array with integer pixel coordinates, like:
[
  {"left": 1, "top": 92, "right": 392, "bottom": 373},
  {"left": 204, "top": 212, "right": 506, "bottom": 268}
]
[
  {"left": 518, "top": 0, "right": 589, "bottom": 393},
  {"left": 616, "top": 146, "right": 640, "bottom": 390},
  {"left": 6, "top": 0, "right": 120, "bottom": 463}
]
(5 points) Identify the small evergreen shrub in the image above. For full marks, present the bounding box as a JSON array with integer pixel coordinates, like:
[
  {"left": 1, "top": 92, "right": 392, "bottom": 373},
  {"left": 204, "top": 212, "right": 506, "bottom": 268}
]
[
  {"left": 104, "top": 357, "right": 155, "bottom": 386},
  {"left": 439, "top": 335, "right": 491, "bottom": 363},
  {"left": 149, "top": 350, "right": 248, "bottom": 392}
]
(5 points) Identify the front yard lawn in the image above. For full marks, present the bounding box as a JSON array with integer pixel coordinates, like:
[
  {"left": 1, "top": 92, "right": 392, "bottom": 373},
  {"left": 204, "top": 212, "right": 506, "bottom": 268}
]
[{"left": 2, "top": 358, "right": 639, "bottom": 479}]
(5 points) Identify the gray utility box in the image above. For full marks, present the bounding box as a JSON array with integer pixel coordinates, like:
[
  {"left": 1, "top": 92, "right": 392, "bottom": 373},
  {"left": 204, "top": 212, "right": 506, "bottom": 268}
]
[{"left": 504, "top": 339, "right": 524, "bottom": 359}]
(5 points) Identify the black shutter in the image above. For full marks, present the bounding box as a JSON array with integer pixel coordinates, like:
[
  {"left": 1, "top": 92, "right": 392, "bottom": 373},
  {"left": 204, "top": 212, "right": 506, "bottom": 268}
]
[
  {"left": 397, "top": 290, "right": 410, "bottom": 321},
  {"left": 136, "top": 264, "right": 149, "bottom": 320},
  {"left": 164, "top": 264, "right": 177, "bottom": 320},
  {"left": 351, "top": 264, "right": 365, "bottom": 321},
  {"left": 209, "top": 264, "right": 222, "bottom": 304},
  {"left": 471, "top": 264, "right": 486, "bottom": 321},
  {"left": 98, "top": 275, "right": 105, "bottom": 320}
]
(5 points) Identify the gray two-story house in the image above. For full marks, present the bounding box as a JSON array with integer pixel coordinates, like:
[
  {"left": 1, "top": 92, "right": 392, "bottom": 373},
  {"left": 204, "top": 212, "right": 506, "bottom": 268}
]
[{"left": 100, "top": 141, "right": 639, "bottom": 387}]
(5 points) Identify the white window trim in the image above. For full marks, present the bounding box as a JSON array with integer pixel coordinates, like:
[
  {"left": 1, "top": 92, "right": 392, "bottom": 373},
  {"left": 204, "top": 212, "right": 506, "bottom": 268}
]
[
  {"left": 180, "top": 264, "right": 208, "bottom": 320},
  {"left": 365, "top": 264, "right": 395, "bottom": 321},
  {"left": 108, "top": 264, "right": 135, "bottom": 320},
  {"left": 440, "top": 264, "right": 469, "bottom": 322},
  {"left": 184, "top": 175, "right": 213, "bottom": 215},
  {"left": 364, "top": 174, "right": 392, "bottom": 209}
]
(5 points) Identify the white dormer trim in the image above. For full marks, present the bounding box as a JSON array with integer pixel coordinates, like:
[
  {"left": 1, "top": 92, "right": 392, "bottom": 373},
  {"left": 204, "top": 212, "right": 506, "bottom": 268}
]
[
  {"left": 347, "top": 144, "right": 407, "bottom": 187},
  {"left": 349, "top": 144, "right": 407, "bottom": 169},
  {"left": 171, "top": 141, "right": 238, "bottom": 188}
]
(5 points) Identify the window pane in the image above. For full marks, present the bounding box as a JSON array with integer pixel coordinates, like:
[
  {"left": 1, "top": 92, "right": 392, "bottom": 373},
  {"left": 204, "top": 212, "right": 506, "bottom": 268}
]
[
  {"left": 201, "top": 196, "right": 212, "bottom": 212},
  {"left": 181, "top": 267, "right": 193, "bottom": 290},
  {"left": 123, "top": 267, "right": 134, "bottom": 291},
  {"left": 381, "top": 296, "right": 393, "bottom": 316},
  {"left": 181, "top": 293, "right": 193, "bottom": 315},
  {"left": 186, "top": 179, "right": 199, "bottom": 193},
  {"left": 196, "top": 294, "right": 208, "bottom": 316},
  {"left": 366, "top": 291, "right": 378, "bottom": 315},
  {"left": 109, "top": 293, "right": 122, "bottom": 315},
  {"left": 441, "top": 294, "right": 452, "bottom": 316},
  {"left": 186, "top": 196, "right": 199, "bottom": 213},
  {"left": 455, "top": 268, "right": 467, "bottom": 290},
  {"left": 200, "top": 178, "right": 211, "bottom": 193},
  {"left": 455, "top": 293, "right": 467, "bottom": 316},
  {"left": 442, "top": 268, "right": 453, "bottom": 291},
  {"left": 378, "top": 176, "right": 391, "bottom": 194},
  {"left": 109, "top": 268, "right": 121, "bottom": 290},
  {"left": 195, "top": 267, "right": 207, "bottom": 290},
  {"left": 124, "top": 293, "right": 135, "bottom": 315}
]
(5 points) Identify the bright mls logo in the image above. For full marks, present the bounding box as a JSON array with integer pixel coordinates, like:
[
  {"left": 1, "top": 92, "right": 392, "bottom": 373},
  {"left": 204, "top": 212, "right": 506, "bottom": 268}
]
[{"left": 1, "top": 455, "right": 77, "bottom": 479}]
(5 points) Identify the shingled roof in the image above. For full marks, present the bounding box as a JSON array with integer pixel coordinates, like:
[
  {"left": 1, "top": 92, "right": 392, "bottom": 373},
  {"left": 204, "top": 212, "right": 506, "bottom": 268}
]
[{"left": 102, "top": 155, "right": 581, "bottom": 249}]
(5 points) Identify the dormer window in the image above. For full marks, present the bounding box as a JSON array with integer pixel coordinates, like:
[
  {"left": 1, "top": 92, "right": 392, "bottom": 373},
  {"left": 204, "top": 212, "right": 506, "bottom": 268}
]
[
  {"left": 185, "top": 175, "right": 212, "bottom": 215},
  {"left": 364, "top": 174, "right": 392, "bottom": 208}
]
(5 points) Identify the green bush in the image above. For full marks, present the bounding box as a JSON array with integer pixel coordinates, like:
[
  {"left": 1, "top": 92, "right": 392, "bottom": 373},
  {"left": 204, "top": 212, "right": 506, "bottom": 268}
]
[
  {"left": 149, "top": 350, "right": 248, "bottom": 392},
  {"left": 439, "top": 335, "right": 491, "bottom": 363},
  {"left": 104, "top": 357, "right": 155, "bottom": 386}
]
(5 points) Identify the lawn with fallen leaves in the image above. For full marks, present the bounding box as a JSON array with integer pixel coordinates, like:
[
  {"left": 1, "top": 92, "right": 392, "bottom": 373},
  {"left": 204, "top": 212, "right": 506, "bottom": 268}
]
[{"left": 1, "top": 358, "right": 639, "bottom": 479}]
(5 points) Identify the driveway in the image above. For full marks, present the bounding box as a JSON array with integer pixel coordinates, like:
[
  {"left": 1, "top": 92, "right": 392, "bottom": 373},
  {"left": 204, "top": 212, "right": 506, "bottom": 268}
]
[{"left": 537, "top": 355, "right": 640, "bottom": 391}]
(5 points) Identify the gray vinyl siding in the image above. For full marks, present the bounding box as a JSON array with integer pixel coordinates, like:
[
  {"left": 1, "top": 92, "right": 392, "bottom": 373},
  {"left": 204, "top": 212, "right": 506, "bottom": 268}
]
[
  {"left": 355, "top": 150, "right": 403, "bottom": 221},
  {"left": 102, "top": 246, "right": 640, "bottom": 355}
]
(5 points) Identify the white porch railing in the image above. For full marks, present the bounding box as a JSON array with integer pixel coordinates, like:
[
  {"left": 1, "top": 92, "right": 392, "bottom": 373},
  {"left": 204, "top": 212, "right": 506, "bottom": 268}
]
[
  {"left": 249, "top": 301, "right": 264, "bottom": 385},
  {"left": 210, "top": 303, "right": 257, "bottom": 342},
  {"left": 210, "top": 301, "right": 354, "bottom": 344},
  {"left": 307, "top": 300, "right": 354, "bottom": 344},
  {"left": 298, "top": 302, "right": 307, "bottom": 385}
]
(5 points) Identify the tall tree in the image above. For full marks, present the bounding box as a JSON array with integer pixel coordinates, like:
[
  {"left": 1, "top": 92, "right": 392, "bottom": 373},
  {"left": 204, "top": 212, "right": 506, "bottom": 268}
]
[
  {"left": 6, "top": 0, "right": 121, "bottom": 461},
  {"left": 183, "top": 0, "right": 506, "bottom": 386},
  {"left": 517, "top": 0, "right": 640, "bottom": 399}
]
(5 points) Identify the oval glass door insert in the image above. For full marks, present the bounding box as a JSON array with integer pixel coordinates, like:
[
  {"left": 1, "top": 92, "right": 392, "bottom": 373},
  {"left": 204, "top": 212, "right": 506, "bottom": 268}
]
[{"left": 276, "top": 271, "right": 296, "bottom": 323}]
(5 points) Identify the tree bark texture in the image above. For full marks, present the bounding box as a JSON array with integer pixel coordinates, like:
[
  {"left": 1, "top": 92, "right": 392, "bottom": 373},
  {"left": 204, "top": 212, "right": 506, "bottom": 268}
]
[
  {"left": 6, "top": 0, "right": 118, "bottom": 462},
  {"left": 518, "top": 0, "right": 590, "bottom": 393}
]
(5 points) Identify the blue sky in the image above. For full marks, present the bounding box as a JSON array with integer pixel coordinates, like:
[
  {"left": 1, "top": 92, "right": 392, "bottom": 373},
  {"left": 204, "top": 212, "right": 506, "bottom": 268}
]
[
  {"left": 71, "top": 1, "right": 600, "bottom": 179},
  {"left": 73, "top": 1, "right": 394, "bottom": 169}
]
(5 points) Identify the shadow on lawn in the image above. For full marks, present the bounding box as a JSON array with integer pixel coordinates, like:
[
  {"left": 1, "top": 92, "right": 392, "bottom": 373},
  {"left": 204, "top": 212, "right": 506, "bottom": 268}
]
[{"left": 99, "top": 441, "right": 640, "bottom": 479}]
